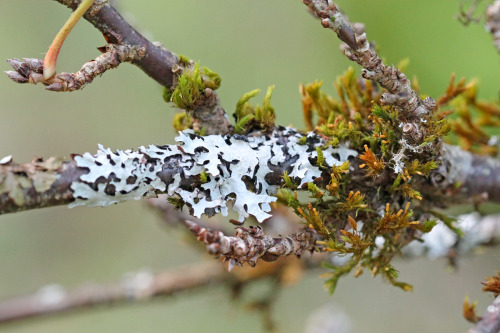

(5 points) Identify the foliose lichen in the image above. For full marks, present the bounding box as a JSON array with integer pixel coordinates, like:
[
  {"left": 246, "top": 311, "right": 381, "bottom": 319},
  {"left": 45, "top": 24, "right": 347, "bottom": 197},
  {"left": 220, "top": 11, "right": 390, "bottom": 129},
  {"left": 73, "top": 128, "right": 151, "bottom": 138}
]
[{"left": 70, "top": 128, "right": 357, "bottom": 222}]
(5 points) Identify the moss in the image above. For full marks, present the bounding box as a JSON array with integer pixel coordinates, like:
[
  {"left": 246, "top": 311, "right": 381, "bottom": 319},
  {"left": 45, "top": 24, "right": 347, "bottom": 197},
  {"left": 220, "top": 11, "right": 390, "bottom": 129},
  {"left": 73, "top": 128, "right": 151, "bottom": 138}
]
[
  {"left": 290, "top": 66, "right": 460, "bottom": 293},
  {"left": 233, "top": 86, "right": 276, "bottom": 134},
  {"left": 170, "top": 63, "right": 204, "bottom": 110},
  {"left": 164, "top": 62, "right": 222, "bottom": 113},
  {"left": 178, "top": 54, "right": 191, "bottom": 66},
  {"left": 315, "top": 147, "right": 325, "bottom": 168},
  {"left": 199, "top": 171, "right": 208, "bottom": 183},
  {"left": 172, "top": 111, "right": 193, "bottom": 131},
  {"left": 282, "top": 171, "right": 298, "bottom": 189},
  {"left": 202, "top": 66, "right": 221, "bottom": 90}
]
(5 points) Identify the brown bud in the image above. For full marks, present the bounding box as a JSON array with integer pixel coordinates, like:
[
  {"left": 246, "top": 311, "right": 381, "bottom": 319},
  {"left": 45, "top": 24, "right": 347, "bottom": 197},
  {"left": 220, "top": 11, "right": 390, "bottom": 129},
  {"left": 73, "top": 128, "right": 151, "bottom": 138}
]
[
  {"left": 24, "top": 58, "right": 44, "bottom": 73},
  {"left": 5, "top": 71, "right": 27, "bottom": 84}
]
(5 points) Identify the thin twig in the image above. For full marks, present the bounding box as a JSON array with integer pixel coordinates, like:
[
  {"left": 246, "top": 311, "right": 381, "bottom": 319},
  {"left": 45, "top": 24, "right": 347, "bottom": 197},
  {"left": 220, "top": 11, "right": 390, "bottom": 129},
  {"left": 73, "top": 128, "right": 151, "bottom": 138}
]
[
  {"left": 457, "top": 0, "right": 485, "bottom": 26},
  {"left": 6, "top": 44, "right": 145, "bottom": 92},
  {"left": 403, "top": 212, "right": 500, "bottom": 260},
  {"left": 5, "top": 0, "right": 232, "bottom": 134},
  {"left": 486, "top": 0, "right": 500, "bottom": 54},
  {"left": 0, "top": 210, "right": 498, "bottom": 324},
  {"left": 184, "top": 220, "right": 317, "bottom": 270},
  {"left": 52, "top": 0, "right": 233, "bottom": 135},
  {"left": 0, "top": 256, "right": 322, "bottom": 324},
  {"left": 302, "top": 0, "right": 436, "bottom": 147},
  {"left": 0, "top": 262, "right": 228, "bottom": 323},
  {"left": 52, "top": 0, "right": 178, "bottom": 88},
  {"left": 148, "top": 196, "right": 211, "bottom": 229},
  {"left": 468, "top": 295, "right": 500, "bottom": 333}
]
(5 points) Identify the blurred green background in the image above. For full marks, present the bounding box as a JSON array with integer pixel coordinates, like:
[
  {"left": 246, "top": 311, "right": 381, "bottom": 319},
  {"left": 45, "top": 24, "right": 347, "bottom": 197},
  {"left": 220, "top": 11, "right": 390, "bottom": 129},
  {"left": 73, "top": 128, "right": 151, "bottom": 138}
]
[{"left": 0, "top": 0, "right": 499, "bottom": 332}]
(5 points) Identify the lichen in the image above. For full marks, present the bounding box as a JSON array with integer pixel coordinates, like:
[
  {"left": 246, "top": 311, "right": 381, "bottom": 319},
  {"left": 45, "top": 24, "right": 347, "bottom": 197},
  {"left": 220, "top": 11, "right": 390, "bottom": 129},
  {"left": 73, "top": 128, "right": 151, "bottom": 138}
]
[{"left": 70, "top": 128, "right": 358, "bottom": 222}]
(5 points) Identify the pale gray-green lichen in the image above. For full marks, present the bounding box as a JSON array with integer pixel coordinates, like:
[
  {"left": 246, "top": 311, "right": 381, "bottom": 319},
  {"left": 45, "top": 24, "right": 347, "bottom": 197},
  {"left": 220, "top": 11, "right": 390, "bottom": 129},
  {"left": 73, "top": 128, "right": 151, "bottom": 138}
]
[{"left": 70, "top": 128, "right": 357, "bottom": 222}]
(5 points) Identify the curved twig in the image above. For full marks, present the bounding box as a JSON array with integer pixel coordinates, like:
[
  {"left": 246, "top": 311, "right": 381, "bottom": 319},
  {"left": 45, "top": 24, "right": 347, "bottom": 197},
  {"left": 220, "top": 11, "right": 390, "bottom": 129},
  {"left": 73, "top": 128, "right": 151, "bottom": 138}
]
[{"left": 52, "top": 0, "right": 178, "bottom": 88}]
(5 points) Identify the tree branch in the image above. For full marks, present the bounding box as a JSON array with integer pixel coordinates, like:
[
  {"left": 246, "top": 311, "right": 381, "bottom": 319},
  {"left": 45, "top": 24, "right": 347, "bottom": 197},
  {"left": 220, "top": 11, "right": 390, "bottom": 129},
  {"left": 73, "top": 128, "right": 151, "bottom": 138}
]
[
  {"left": 52, "top": 0, "right": 232, "bottom": 135},
  {"left": 0, "top": 210, "right": 497, "bottom": 324},
  {"left": 0, "top": 156, "right": 85, "bottom": 214},
  {"left": 5, "top": 0, "right": 232, "bottom": 134},
  {"left": 468, "top": 295, "right": 500, "bottom": 333},
  {"left": 1, "top": 129, "right": 500, "bottom": 218},
  {"left": 0, "top": 128, "right": 357, "bottom": 218},
  {"left": 53, "top": 0, "right": 177, "bottom": 88},
  {"left": 0, "top": 262, "right": 229, "bottom": 323},
  {"left": 0, "top": 255, "right": 321, "bottom": 324},
  {"left": 424, "top": 144, "right": 500, "bottom": 204},
  {"left": 456, "top": 0, "right": 485, "bottom": 26},
  {"left": 404, "top": 212, "right": 500, "bottom": 260}
]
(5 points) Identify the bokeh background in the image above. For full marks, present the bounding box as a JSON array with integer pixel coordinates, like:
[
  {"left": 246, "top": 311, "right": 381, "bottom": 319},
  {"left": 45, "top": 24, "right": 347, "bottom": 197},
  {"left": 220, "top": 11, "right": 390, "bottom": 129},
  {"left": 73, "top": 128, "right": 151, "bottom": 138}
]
[{"left": 0, "top": 0, "right": 499, "bottom": 332}]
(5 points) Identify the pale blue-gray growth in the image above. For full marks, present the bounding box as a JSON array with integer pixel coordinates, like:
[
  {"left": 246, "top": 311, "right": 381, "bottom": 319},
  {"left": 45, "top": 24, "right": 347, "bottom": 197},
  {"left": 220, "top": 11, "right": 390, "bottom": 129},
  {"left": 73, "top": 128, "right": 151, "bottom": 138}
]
[{"left": 70, "top": 128, "right": 358, "bottom": 222}]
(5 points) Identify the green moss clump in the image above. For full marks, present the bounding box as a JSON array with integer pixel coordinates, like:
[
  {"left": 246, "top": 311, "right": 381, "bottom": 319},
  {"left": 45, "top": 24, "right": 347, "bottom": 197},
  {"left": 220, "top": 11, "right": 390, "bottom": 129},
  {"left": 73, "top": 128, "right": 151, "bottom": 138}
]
[
  {"left": 164, "top": 62, "right": 222, "bottom": 111},
  {"left": 234, "top": 86, "right": 276, "bottom": 134}
]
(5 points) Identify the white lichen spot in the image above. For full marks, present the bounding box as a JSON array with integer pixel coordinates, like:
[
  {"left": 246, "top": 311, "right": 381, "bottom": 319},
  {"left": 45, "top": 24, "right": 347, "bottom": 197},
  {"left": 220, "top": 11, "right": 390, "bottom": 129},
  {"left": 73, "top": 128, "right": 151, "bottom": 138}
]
[
  {"left": 391, "top": 138, "right": 431, "bottom": 174},
  {"left": 36, "top": 284, "right": 66, "bottom": 306},
  {"left": 0, "top": 155, "right": 12, "bottom": 165},
  {"left": 121, "top": 268, "right": 154, "bottom": 300}
]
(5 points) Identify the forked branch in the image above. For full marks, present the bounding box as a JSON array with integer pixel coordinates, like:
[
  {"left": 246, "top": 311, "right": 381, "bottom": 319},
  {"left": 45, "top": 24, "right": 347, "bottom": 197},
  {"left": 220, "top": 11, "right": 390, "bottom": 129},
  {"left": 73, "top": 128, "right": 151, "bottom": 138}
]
[{"left": 5, "top": 0, "right": 232, "bottom": 134}]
